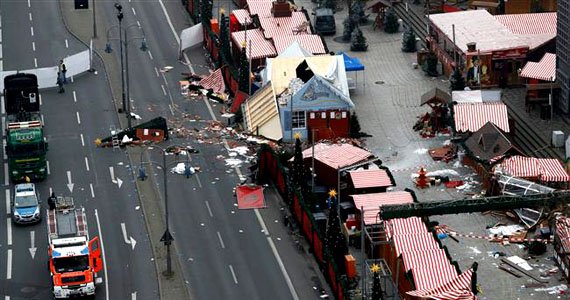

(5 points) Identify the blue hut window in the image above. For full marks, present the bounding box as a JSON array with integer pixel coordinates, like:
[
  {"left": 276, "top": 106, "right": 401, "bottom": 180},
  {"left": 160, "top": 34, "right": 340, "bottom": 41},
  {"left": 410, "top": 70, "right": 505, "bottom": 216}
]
[{"left": 292, "top": 111, "right": 306, "bottom": 129}]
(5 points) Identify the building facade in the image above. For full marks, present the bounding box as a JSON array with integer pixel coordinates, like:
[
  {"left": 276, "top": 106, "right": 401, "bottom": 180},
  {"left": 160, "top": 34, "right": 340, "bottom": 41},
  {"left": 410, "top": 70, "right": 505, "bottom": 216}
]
[{"left": 557, "top": 0, "right": 570, "bottom": 113}]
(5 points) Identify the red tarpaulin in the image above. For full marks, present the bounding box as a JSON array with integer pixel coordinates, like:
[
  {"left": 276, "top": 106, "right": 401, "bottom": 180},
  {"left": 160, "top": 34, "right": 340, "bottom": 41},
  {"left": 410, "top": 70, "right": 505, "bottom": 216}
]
[{"left": 236, "top": 185, "right": 266, "bottom": 209}]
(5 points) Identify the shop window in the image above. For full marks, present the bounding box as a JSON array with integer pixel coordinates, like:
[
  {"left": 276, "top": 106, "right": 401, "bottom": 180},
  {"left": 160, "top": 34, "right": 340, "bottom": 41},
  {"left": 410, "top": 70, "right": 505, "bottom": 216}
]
[
  {"left": 310, "top": 112, "right": 315, "bottom": 119},
  {"left": 330, "top": 111, "right": 335, "bottom": 119},
  {"left": 292, "top": 111, "right": 306, "bottom": 129},
  {"left": 341, "top": 111, "right": 347, "bottom": 118},
  {"left": 321, "top": 112, "right": 327, "bottom": 119}
]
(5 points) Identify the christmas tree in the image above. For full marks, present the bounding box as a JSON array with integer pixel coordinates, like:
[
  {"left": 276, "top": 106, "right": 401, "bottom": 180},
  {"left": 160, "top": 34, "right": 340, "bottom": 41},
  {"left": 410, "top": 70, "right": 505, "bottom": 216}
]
[
  {"left": 238, "top": 43, "right": 250, "bottom": 94},
  {"left": 370, "top": 264, "right": 384, "bottom": 300},
  {"left": 291, "top": 133, "right": 307, "bottom": 194},
  {"left": 423, "top": 52, "right": 439, "bottom": 77},
  {"left": 349, "top": 113, "right": 361, "bottom": 138},
  {"left": 324, "top": 189, "right": 349, "bottom": 274},
  {"left": 401, "top": 27, "right": 417, "bottom": 52},
  {"left": 351, "top": 0, "right": 368, "bottom": 25},
  {"left": 350, "top": 27, "right": 368, "bottom": 51},
  {"left": 218, "top": 12, "right": 230, "bottom": 68},
  {"left": 201, "top": 0, "right": 213, "bottom": 25},
  {"left": 383, "top": 8, "right": 399, "bottom": 34},
  {"left": 342, "top": 17, "right": 356, "bottom": 42},
  {"left": 322, "top": 0, "right": 337, "bottom": 11},
  {"left": 449, "top": 68, "right": 466, "bottom": 91}
]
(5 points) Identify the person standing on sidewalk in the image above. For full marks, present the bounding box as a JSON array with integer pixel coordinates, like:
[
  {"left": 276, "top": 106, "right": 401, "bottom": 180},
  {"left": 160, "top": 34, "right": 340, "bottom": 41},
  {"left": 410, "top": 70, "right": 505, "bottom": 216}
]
[{"left": 59, "top": 59, "right": 67, "bottom": 83}]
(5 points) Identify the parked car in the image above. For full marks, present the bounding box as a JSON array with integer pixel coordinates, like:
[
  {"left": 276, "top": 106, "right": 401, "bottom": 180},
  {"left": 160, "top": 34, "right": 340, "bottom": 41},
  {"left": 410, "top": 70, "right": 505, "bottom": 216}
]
[
  {"left": 11, "top": 183, "right": 41, "bottom": 224},
  {"left": 313, "top": 8, "right": 336, "bottom": 35}
]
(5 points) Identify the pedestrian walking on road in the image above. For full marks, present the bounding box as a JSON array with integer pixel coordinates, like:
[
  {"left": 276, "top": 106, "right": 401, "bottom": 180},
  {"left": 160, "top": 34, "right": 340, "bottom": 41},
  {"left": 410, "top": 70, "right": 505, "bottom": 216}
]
[
  {"left": 48, "top": 192, "right": 56, "bottom": 210},
  {"left": 56, "top": 72, "right": 65, "bottom": 93},
  {"left": 59, "top": 60, "right": 67, "bottom": 83}
]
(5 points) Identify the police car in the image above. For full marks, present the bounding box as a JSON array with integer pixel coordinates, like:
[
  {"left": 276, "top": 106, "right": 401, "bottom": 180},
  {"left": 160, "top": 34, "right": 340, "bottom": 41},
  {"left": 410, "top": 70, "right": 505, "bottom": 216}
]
[{"left": 11, "top": 183, "right": 41, "bottom": 224}]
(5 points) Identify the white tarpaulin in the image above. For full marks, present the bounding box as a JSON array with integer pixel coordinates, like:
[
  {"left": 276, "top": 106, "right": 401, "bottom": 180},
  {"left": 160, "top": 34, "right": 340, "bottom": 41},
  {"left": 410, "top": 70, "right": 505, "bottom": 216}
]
[
  {"left": 0, "top": 49, "right": 91, "bottom": 91},
  {"left": 180, "top": 23, "right": 204, "bottom": 52}
]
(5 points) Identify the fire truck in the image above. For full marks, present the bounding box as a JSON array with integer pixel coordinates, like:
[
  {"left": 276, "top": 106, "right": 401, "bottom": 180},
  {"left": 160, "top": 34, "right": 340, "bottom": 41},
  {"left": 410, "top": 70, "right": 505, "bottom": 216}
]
[{"left": 47, "top": 196, "right": 103, "bottom": 298}]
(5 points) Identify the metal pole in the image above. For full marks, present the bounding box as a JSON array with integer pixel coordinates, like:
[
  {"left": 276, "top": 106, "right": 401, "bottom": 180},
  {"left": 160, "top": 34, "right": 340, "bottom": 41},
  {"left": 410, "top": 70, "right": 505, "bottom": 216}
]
[
  {"left": 92, "top": 0, "right": 97, "bottom": 38},
  {"left": 550, "top": 76, "right": 554, "bottom": 120},
  {"left": 360, "top": 206, "right": 365, "bottom": 300},
  {"left": 452, "top": 24, "right": 457, "bottom": 67},
  {"left": 124, "top": 36, "right": 130, "bottom": 124},
  {"left": 118, "top": 17, "right": 126, "bottom": 114},
  {"left": 163, "top": 150, "right": 172, "bottom": 276},
  {"left": 337, "top": 169, "right": 341, "bottom": 217},
  {"left": 248, "top": 39, "right": 252, "bottom": 95},
  {"left": 290, "top": 97, "right": 293, "bottom": 142},
  {"left": 311, "top": 129, "right": 315, "bottom": 193}
]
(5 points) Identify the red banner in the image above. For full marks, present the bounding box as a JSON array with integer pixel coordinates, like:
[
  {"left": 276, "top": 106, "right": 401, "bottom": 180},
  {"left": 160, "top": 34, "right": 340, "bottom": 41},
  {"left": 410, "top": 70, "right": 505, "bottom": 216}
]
[{"left": 236, "top": 185, "right": 266, "bottom": 209}]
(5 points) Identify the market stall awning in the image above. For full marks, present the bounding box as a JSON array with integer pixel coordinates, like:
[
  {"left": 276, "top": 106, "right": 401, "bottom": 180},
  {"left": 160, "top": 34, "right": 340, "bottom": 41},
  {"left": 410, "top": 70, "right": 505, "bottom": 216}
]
[
  {"left": 421, "top": 87, "right": 451, "bottom": 106},
  {"left": 411, "top": 265, "right": 460, "bottom": 292},
  {"left": 495, "top": 12, "right": 557, "bottom": 50},
  {"left": 520, "top": 53, "right": 556, "bottom": 81},
  {"left": 273, "top": 35, "right": 327, "bottom": 55},
  {"left": 231, "top": 29, "right": 277, "bottom": 60},
  {"left": 453, "top": 102, "right": 510, "bottom": 133},
  {"left": 556, "top": 217, "right": 570, "bottom": 254},
  {"left": 392, "top": 233, "right": 439, "bottom": 256},
  {"left": 258, "top": 11, "right": 311, "bottom": 39},
  {"left": 301, "top": 143, "right": 373, "bottom": 169},
  {"left": 402, "top": 249, "right": 454, "bottom": 271},
  {"left": 231, "top": 9, "right": 252, "bottom": 26},
  {"left": 339, "top": 52, "right": 365, "bottom": 71},
  {"left": 496, "top": 155, "right": 569, "bottom": 182},
  {"left": 348, "top": 169, "right": 394, "bottom": 189},
  {"left": 452, "top": 90, "right": 502, "bottom": 103},
  {"left": 199, "top": 68, "right": 226, "bottom": 95},
  {"left": 407, "top": 268, "right": 476, "bottom": 300},
  {"left": 351, "top": 191, "right": 412, "bottom": 225}
]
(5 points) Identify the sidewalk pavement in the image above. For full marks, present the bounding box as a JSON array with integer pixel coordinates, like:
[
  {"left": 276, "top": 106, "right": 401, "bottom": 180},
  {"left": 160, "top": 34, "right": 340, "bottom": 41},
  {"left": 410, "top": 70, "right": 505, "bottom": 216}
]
[{"left": 57, "top": 1, "right": 190, "bottom": 300}]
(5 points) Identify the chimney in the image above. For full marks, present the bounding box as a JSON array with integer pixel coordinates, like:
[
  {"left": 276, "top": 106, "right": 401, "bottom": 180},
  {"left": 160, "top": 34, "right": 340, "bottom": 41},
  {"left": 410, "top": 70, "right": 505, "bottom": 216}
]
[
  {"left": 466, "top": 42, "right": 477, "bottom": 52},
  {"left": 272, "top": 0, "right": 292, "bottom": 17}
]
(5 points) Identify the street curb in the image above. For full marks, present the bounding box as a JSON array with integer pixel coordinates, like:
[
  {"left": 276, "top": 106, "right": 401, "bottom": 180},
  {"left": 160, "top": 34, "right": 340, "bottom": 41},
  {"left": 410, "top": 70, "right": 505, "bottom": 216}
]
[{"left": 56, "top": 1, "right": 190, "bottom": 299}]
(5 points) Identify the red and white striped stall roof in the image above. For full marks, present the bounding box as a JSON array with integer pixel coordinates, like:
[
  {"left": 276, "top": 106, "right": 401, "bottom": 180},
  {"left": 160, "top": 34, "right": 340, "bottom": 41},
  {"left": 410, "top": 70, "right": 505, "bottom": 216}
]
[
  {"left": 246, "top": 0, "right": 273, "bottom": 18},
  {"left": 392, "top": 233, "right": 439, "bottom": 256},
  {"left": 349, "top": 169, "right": 393, "bottom": 189},
  {"left": 231, "top": 29, "right": 277, "bottom": 60},
  {"left": 351, "top": 191, "right": 412, "bottom": 225},
  {"left": 408, "top": 268, "right": 476, "bottom": 300},
  {"left": 412, "top": 264, "right": 459, "bottom": 291},
  {"left": 495, "top": 13, "right": 556, "bottom": 35},
  {"left": 556, "top": 217, "right": 570, "bottom": 254},
  {"left": 273, "top": 35, "right": 327, "bottom": 55},
  {"left": 258, "top": 12, "right": 311, "bottom": 39},
  {"left": 199, "top": 68, "right": 225, "bottom": 95},
  {"left": 520, "top": 53, "right": 556, "bottom": 81},
  {"left": 453, "top": 103, "right": 510, "bottom": 133},
  {"left": 497, "top": 155, "right": 569, "bottom": 182},
  {"left": 232, "top": 9, "right": 253, "bottom": 26},
  {"left": 301, "top": 143, "right": 373, "bottom": 169},
  {"left": 386, "top": 217, "right": 427, "bottom": 237},
  {"left": 402, "top": 249, "right": 452, "bottom": 271}
]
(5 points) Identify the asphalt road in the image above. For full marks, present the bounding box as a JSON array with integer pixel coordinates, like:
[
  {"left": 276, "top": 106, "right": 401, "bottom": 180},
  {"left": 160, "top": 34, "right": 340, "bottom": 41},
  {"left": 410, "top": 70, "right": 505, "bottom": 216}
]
[{"left": 0, "top": 0, "right": 158, "bottom": 299}]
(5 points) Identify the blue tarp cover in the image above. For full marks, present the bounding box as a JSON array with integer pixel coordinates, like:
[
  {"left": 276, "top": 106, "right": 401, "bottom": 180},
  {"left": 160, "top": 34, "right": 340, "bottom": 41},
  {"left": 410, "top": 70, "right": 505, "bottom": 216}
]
[{"left": 340, "top": 52, "right": 365, "bottom": 72}]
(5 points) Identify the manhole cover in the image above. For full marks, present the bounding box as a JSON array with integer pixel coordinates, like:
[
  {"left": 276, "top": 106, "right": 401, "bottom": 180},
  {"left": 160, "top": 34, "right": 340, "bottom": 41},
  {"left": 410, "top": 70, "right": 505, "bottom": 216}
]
[{"left": 375, "top": 81, "right": 385, "bottom": 85}]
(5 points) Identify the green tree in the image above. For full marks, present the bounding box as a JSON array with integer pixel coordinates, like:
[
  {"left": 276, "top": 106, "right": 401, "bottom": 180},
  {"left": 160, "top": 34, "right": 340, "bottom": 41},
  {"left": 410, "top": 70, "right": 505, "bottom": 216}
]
[
  {"left": 350, "top": 27, "right": 368, "bottom": 51},
  {"left": 238, "top": 44, "right": 250, "bottom": 93},
  {"left": 342, "top": 17, "right": 356, "bottom": 42},
  {"left": 370, "top": 264, "right": 384, "bottom": 300},
  {"left": 291, "top": 135, "right": 307, "bottom": 194},
  {"left": 423, "top": 52, "right": 439, "bottom": 77},
  {"left": 449, "top": 68, "right": 466, "bottom": 91},
  {"left": 325, "top": 190, "right": 348, "bottom": 274},
  {"left": 351, "top": 0, "right": 367, "bottom": 25},
  {"left": 218, "top": 13, "right": 230, "bottom": 68},
  {"left": 401, "top": 27, "right": 417, "bottom": 52},
  {"left": 383, "top": 8, "right": 399, "bottom": 33},
  {"left": 322, "top": 0, "right": 337, "bottom": 11}
]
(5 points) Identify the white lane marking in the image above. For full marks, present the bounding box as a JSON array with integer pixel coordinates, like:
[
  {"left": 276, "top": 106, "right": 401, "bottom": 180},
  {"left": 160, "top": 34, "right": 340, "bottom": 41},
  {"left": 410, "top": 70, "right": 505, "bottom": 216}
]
[
  {"left": 154, "top": 67, "right": 159, "bottom": 77},
  {"left": 71, "top": 76, "right": 74, "bottom": 83},
  {"left": 6, "top": 295, "right": 10, "bottom": 300},
  {"left": 49, "top": 187, "right": 52, "bottom": 195},
  {"left": 29, "top": 12, "right": 32, "bottom": 21},
  {"left": 73, "top": 90, "right": 77, "bottom": 102},
  {"left": 32, "top": 41, "right": 35, "bottom": 52},
  {"left": 228, "top": 265, "right": 238, "bottom": 284},
  {"left": 65, "top": 39, "right": 69, "bottom": 48},
  {"left": 6, "top": 249, "right": 12, "bottom": 280},
  {"left": 85, "top": 157, "right": 90, "bottom": 171},
  {"left": 80, "top": 133, "right": 85, "bottom": 146},
  {"left": 41, "top": 114, "right": 44, "bottom": 125},
  {"left": 2, "top": 138, "right": 6, "bottom": 160},
  {"left": 0, "top": 60, "right": 3, "bottom": 71},
  {"left": 94, "top": 209, "right": 110, "bottom": 300},
  {"left": 29, "top": 230, "right": 36, "bottom": 259},
  {"left": 266, "top": 235, "right": 299, "bottom": 299},
  {"left": 0, "top": 29, "right": 2, "bottom": 43},
  {"left": 0, "top": 46, "right": 2, "bottom": 59},
  {"left": 5, "top": 189, "right": 10, "bottom": 214},
  {"left": 39, "top": 94, "right": 42, "bottom": 106},
  {"left": 131, "top": 292, "right": 136, "bottom": 300},
  {"left": 2, "top": 116, "right": 5, "bottom": 131},
  {"left": 109, "top": 166, "right": 116, "bottom": 183},
  {"left": 158, "top": 0, "right": 180, "bottom": 44},
  {"left": 148, "top": 50, "right": 153, "bottom": 60},
  {"left": 6, "top": 218, "right": 12, "bottom": 245},
  {"left": 131, "top": 7, "right": 136, "bottom": 15},
  {"left": 1, "top": 96, "right": 4, "bottom": 114},
  {"left": 4, "top": 163, "right": 8, "bottom": 186},
  {"left": 34, "top": 58, "right": 37, "bottom": 68},
  {"left": 120, "top": 223, "right": 137, "bottom": 250},
  {"left": 30, "top": 26, "right": 34, "bottom": 36},
  {"left": 76, "top": 112, "right": 81, "bottom": 124},
  {"left": 67, "top": 171, "right": 74, "bottom": 193},
  {"left": 27, "top": 0, "right": 30, "bottom": 7},
  {"left": 217, "top": 231, "right": 225, "bottom": 249},
  {"left": 90, "top": 183, "right": 95, "bottom": 198},
  {"left": 168, "top": 104, "right": 174, "bottom": 115},
  {"left": 136, "top": 20, "right": 140, "bottom": 27},
  {"left": 46, "top": 160, "right": 51, "bottom": 175},
  {"left": 195, "top": 173, "right": 202, "bottom": 188},
  {"left": 161, "top": 85, "right": 166, "bottom": 96},
  {"left": 204, "top": 201, "right": 213, "bottom": 217}
]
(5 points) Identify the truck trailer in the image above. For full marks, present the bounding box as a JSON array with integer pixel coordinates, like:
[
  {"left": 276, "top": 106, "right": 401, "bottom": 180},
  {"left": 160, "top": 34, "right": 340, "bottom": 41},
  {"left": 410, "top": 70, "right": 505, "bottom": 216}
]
[
  {"left": 3, "top": 73, "right": 48, "bottom": 182},
  {"left": 47, "top": 196, "right": 103, "bottom": 298}
]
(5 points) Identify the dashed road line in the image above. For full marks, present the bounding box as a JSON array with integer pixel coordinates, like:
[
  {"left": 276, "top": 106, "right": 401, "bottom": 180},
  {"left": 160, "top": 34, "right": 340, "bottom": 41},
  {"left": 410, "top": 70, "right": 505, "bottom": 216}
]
[
  {"left": 29, "top": 12, "right": 32, "bottom": 21},
  {"left": 73, "top": 90, "right": 77, "bottom": 102},
  {"left": 30, "top": 26, "right": 34, "bottom": 36},
  {"left": 131, "top": 7, "right": 136, "bottom": 16},
  {"left": 32, "top": 41, "right": 35, "bottom": 51},
  {"left": 33, "top": 58, "right": 37, "bottom": 68},
  {"left": 90, "top": 183, "right": 95, "bottom": 198},
  {"left": 46, "top": 160, "right": 51, "bottom": 175},
  {"left": 148, "top": 50, "right": 153, "bottom": 60},
  {"left": 4, "top": 163, "right": 9, "bottom": 186},
  {"left": 76, "top": 112, "right": 81, "bottom": 124},
  {"left": 161, "top": 85, "right": 166, "bottom": 96},
  {"left": 65, "top": 39, "right": 69, "bottom": 48},
  {"left": 85, "top": 157, "right": 90, "bottom": 171},
  {"left": 94, "top": 209, "right": 110, "bottom": 300},
  {"left": 204, "top": 201, "right": 213, "bottom": 217},
  {"left": 6, "top": 249, "right": 12, "bottom": 279},
  {"left": 80, "top": 133, "right": 85, "bottom": 146},
  {"left": 228, "top": 265, "right": 237, "bottom": 284},
  {"left": 5, "top": 189, "right": 10, "bottom": 214},
  {"left": 217, "top": 231, "right": 225, "bottom": 249},
  {"left": 6, "top": 218, "right": 12, "bottom": 245}
]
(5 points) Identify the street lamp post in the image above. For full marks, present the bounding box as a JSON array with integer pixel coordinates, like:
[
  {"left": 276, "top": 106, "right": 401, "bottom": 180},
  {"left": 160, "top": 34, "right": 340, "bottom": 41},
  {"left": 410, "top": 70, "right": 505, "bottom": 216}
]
[
  {"left": 92, "top": 0, "right": 97, "bottom": 38},
  {"left": 138, "top": 145, "right": 193, "bottom": 277},
  {"left": 106, "top": 4, "right": 147, "bottom": 129}
]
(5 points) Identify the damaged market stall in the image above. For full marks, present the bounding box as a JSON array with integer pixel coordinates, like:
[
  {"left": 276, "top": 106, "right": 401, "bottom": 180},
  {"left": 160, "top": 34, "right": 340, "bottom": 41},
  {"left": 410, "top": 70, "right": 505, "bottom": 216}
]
[
  {"left": 97, "top": 117, "right": 168, "bottom": 147},
  {"left": 415, "top": 87, "right": 452, "bottom": 137}
]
